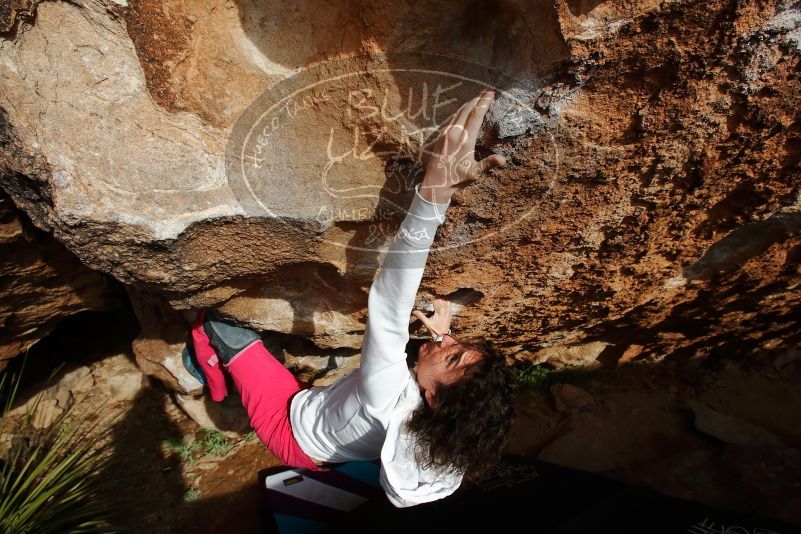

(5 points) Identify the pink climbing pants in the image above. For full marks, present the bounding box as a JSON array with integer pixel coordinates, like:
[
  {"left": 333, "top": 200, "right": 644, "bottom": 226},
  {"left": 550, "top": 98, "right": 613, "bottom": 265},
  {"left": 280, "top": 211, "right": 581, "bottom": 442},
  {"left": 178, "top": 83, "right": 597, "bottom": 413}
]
[{"left": 191, "top": 311, "right": 325, "bottom": 471}]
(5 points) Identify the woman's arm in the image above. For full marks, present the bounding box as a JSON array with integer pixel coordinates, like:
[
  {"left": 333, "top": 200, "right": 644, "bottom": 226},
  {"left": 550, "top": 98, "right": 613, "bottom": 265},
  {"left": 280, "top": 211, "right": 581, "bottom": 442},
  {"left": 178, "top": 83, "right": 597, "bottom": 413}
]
[
  {"left": 357, "top": 184, "right": 451, "bottom": 411},
  {"left": 358, "top": 89, "right": 506, "bottom": 412}
]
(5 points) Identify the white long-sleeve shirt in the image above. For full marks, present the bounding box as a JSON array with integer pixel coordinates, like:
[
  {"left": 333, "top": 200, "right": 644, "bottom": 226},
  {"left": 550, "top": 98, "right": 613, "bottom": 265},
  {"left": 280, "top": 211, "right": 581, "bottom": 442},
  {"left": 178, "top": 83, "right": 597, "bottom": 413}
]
[{"left": 289, "top": 183, "right": 463, "bottom": 507}]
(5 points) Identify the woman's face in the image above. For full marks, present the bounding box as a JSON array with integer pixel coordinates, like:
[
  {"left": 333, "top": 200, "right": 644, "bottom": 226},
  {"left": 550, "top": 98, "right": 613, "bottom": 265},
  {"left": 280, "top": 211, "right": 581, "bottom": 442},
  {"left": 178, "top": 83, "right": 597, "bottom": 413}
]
[{"left": 415, "top": 334, "right": 483, "bottom": 406}]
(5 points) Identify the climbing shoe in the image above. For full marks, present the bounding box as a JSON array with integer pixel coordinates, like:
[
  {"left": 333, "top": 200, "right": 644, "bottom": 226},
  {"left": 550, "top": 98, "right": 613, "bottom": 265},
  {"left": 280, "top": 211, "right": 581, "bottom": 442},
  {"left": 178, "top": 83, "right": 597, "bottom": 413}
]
[
  {"left": 182, "top": 344, "right": 206, "bottom": 386},
  {"left": 202, "top": 310, "right": 262, "bottom": 366}
]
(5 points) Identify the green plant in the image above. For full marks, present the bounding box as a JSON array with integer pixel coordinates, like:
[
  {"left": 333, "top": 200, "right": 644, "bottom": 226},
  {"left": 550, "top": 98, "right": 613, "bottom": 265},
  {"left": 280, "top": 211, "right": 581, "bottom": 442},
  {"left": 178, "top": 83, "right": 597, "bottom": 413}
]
[
  {"left": 161, "top": 438, "right": 203, "bottom": 465},
  {"left": 182, "top": 488, "right": 199, "bottom": 503},
  {"left": 162, "top": 429, "right": 232, "bottom": 465},
  {"left": 514, "top": 364, "right": 552, "bottom": 390},
  {"left": 0, "top": 365, "right": 120, "bottom": 533},
  {"left": 513, "top": 363, "right": 594, "bottom": 390},
  {"left": 200, "top": 430, "right": 231, "bottom": 458}
]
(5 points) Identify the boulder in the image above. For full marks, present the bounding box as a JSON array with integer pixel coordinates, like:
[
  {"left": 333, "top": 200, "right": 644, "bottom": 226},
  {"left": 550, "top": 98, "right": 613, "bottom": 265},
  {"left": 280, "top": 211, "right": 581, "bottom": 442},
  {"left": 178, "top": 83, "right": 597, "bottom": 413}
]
[
  {"left": 687, "top": 399, "right": 786, "bottom": 448},
  {"left": 52, "top": 366, "right": 95, "bottom": 409},
  {"left": 550, "top": 383, "right": 595, "bottom": 413},
  {"left": 174, "top": 393, "right": 251, "bottom": 438},
  {"left": 9, "top": 365, "right": 95, "bottom": 424},
  {"left": 0, "top": 0, "right": 799, "bottom": 389},
  {"left": 92, "top": 354, "right": 144, "bottom": 402},
  {"left": 31, "top": 398, "right": 63, "bottom": 429}
]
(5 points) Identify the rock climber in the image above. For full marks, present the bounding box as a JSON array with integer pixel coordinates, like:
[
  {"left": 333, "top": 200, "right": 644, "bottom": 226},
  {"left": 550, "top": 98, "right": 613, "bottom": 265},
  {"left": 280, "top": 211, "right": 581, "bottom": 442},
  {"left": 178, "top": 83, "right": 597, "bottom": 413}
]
[{"left": 184, "top": 88, "right": 517, "bottom": 507}]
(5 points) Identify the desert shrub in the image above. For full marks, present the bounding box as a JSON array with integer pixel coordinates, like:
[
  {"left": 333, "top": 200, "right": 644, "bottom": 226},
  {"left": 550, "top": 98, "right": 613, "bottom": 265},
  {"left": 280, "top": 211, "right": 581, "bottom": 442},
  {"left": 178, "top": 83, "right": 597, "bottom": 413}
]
[{"left": 0, "top": 367, "right": 120, "bottom": 533}]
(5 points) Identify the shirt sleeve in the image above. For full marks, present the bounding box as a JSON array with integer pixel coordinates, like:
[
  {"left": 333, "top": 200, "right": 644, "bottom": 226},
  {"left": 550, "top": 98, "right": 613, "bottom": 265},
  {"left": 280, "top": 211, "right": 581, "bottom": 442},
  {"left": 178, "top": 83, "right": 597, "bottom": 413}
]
[{"left": 357, "top": 183, "right": 451, "bottom": 413}]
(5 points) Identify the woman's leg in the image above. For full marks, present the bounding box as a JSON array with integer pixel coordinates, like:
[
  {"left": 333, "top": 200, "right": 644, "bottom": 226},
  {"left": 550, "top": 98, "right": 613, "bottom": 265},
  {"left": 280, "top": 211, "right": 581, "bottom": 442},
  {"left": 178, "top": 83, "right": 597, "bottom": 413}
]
[
  {"left": 226, "top": 342, "right": 325, "bottom": 471},
  {"left": 191, "top": 313, "right": 324, "bottom": 471}
]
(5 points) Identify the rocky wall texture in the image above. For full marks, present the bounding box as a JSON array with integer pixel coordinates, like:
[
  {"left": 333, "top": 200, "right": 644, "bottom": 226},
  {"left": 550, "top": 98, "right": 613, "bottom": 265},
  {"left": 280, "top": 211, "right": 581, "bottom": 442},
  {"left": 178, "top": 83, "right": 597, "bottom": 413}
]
[
  {"left": 0, "top": 190, "right": 121, "bottom": 367},
  {"left": 0, "top": 0, "right": 799, "bottom": 388}
]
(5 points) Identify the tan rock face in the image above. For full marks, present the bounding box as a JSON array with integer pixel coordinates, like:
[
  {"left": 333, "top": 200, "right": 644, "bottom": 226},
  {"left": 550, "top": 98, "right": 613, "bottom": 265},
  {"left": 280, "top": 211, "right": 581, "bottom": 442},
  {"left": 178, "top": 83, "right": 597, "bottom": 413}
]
[
  {"left": 0, "top": 0, "right": 799, "bottom": 387},
  {"left": 0, "top": 191, "right": 121, "bottom": 367}
]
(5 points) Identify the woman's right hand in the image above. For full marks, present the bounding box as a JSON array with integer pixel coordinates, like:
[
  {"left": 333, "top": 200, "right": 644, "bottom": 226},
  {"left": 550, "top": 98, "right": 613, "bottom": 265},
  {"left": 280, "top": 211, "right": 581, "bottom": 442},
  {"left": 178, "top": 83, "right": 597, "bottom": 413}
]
[
  {"left": 412, "top": 298, "right": 453, "bottom": 338},
  {"left": 419, "top": 89, "right": 506, "bottom": 204}
]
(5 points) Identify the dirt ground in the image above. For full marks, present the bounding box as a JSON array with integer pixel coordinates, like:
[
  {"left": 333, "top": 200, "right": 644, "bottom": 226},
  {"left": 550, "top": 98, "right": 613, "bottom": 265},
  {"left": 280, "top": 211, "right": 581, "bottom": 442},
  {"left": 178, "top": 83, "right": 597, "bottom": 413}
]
[{"left": 98, "top": 382, "right": 277, "bottom": 533}]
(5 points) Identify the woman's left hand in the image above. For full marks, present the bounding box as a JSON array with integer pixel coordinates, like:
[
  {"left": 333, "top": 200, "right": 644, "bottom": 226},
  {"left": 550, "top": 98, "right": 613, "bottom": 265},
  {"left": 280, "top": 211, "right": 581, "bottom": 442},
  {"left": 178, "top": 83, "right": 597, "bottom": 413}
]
[{"left": 411, "top": 298, "right": 452, "bottom": 338}]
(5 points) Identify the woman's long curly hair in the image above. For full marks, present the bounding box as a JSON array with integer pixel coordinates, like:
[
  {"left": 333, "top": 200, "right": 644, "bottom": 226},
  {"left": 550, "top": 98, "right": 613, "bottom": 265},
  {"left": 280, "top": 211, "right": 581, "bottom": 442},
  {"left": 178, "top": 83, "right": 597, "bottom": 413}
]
[{"left": 406, "top": 339, "right": 517, "bottom": 482}]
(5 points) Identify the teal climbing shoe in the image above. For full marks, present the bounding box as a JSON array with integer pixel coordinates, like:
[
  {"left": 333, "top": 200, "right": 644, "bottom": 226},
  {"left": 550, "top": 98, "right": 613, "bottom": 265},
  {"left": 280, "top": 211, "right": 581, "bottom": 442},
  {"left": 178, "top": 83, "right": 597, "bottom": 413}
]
[{"left": 182, "top": 344, "right": 206, "bottom": 385}]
